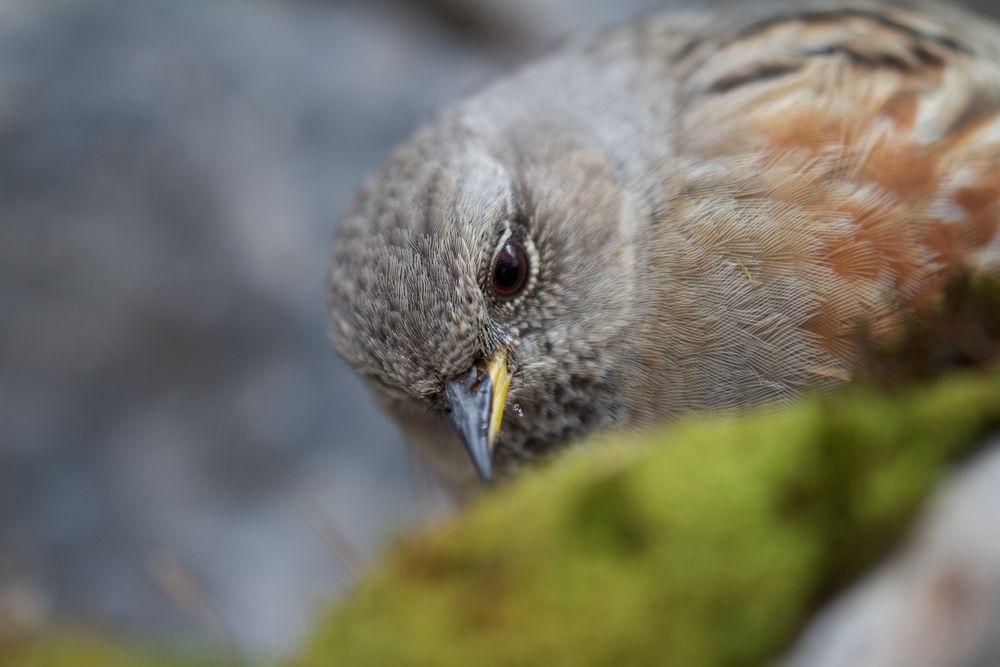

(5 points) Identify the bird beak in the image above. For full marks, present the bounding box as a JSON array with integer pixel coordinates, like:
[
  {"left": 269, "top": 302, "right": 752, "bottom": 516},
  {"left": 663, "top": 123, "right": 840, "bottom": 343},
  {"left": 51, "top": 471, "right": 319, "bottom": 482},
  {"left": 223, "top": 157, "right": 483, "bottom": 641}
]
[{"left": 443, "top": 349, "right": 512, "bottom": 481}]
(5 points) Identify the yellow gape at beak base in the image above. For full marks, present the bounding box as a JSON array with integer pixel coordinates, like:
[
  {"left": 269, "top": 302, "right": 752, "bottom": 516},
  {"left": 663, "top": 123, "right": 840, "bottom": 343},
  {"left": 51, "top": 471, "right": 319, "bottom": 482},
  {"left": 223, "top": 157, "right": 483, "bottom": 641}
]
[{"left": 487, "top": 348, "right": 512, "bottom": 447}]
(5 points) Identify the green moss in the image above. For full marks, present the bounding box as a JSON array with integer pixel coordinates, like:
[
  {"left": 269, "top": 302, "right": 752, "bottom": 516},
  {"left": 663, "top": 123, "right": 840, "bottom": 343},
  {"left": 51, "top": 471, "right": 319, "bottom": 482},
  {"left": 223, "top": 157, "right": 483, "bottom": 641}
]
[
  {"left": 0, "top": 629, "right": 218, "bottom": 667},
  {"left": 297, "top": 370, "right": 1000, "bottom": 667}
]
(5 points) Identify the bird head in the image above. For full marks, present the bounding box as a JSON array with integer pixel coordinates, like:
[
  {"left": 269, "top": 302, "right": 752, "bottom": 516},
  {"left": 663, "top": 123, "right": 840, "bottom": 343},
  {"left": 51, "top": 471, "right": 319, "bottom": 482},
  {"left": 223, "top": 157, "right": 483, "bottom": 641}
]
[{"left": 328, "top": 116, "right": 643, "bottom": 481}]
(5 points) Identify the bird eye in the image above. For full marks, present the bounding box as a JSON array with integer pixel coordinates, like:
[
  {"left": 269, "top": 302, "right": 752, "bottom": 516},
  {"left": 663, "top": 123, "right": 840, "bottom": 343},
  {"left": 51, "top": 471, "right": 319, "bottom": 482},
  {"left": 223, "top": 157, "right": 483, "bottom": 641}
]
[{"left": 491, "top": 241, "right": 529, "bottom": 298}]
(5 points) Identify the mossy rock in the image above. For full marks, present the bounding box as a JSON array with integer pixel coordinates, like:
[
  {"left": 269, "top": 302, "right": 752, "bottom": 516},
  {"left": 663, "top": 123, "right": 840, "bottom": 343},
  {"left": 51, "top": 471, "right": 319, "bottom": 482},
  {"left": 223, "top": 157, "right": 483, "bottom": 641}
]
[{"left": 297, "top": 369, "right": 1000, "bottom": 667}]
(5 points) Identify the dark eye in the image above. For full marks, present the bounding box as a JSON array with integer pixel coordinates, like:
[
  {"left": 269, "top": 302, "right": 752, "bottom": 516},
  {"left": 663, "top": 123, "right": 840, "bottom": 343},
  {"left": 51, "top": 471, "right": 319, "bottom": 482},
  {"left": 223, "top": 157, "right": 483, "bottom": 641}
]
[{"left": 491, "top": 241, "right": 529, "bottom": 298}]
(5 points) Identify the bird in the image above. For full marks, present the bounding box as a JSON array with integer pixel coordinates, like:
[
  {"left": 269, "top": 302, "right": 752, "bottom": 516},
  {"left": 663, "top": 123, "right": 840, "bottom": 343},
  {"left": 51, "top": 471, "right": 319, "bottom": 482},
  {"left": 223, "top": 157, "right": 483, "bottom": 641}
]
[{"left": 327, "top": 0, "right": 1000, "bottom": 491}]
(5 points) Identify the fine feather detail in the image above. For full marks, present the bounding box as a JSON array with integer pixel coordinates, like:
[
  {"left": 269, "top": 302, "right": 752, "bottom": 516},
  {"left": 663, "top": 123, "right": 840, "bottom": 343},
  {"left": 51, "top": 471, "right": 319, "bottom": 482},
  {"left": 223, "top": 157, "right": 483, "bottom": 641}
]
[{"left": 664, "top": 3, "right": 1000, "bottom": 379}]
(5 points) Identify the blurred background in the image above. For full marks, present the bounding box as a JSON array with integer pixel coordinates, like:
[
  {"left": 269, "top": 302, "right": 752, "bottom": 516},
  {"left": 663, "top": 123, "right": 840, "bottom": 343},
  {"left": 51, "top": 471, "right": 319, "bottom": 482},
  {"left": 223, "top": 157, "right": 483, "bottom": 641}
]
[{"left": 1, "top": 0, "right": 997, "bottom": 660}]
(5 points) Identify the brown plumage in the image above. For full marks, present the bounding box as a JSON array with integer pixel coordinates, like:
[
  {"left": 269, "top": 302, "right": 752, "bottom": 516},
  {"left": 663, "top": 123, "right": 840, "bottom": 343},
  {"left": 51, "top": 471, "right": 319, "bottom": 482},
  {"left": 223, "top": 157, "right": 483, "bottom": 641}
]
[
  {"left": 664, "top": 3, "right": 1000, "bottom": 395},
  {"left": 328, "top": 1, "right": 1000, "bottom": 491}
]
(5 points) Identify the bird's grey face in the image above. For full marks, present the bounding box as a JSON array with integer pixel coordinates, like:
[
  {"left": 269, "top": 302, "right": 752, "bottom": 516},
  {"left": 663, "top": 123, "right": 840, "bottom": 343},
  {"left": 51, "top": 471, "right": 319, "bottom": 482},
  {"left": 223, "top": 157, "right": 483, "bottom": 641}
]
[{"left": 329, "top": 126, "right": 641, "bottom": 480}]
